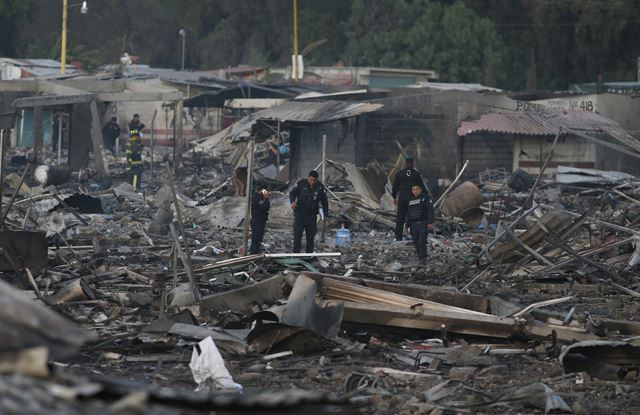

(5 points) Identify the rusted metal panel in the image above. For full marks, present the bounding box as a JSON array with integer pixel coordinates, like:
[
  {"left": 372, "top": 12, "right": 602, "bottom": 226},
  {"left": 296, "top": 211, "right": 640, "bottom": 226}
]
[
  {"left": 256, "top": 100, "right": 383, "bottom": 124},
  {"left": 458, "top": 111, "right": 622, "bottom": 137}
]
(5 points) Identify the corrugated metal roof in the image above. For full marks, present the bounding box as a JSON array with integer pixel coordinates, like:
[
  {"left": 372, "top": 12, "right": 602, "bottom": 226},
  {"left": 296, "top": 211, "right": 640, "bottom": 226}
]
[
  {"left": 457, "top": 111, "right": 621, "bottom": 137},
  {"left": 0, "top": 58, "right": 64, "bottom": 68},
  {"left": 255, "top": 100, "right": 383, "bottom": 124},
  {"left": 0, "top": 58, "right": 82, "bottom": 78},
  {"left": 407, "top": 82, "right": 502, "bottom": 92}
]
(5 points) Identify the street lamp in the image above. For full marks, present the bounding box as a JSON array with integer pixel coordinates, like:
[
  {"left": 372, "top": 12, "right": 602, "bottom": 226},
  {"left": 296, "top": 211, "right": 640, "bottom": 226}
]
[
  {"left": 179, "top": 29, "right": 186, "bottom": 71},
  {"left": 60, "top": 1, "right": 88, "bottom": 75}
]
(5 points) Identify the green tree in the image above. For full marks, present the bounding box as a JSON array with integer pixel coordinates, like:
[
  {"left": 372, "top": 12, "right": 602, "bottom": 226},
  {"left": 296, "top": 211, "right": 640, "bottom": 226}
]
[
  {"left": 0, "top": 0, "right": 34, "bottom": 57},
  {"left": 344, "top": 0, "right": 505, "bottom": 86}
]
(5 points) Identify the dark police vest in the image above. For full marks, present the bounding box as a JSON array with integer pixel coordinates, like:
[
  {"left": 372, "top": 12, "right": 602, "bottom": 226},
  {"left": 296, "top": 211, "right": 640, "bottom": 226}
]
[
  {"left": 296, "top": 180, "right": 324, "bottom": 214},
  {"left": 407, "top": 195, "right": 429, "bottom": 222}
]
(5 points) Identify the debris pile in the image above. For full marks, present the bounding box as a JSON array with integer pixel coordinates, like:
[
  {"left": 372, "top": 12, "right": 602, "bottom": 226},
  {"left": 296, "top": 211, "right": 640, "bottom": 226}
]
[{"left": 2, "top": 139, "right": 640, "bottom": 414}]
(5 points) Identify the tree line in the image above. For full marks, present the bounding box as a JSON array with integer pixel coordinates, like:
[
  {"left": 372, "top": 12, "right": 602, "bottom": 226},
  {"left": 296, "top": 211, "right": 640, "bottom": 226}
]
[{"left": 1, "top": 0, "right": 639, "bottom": 90}]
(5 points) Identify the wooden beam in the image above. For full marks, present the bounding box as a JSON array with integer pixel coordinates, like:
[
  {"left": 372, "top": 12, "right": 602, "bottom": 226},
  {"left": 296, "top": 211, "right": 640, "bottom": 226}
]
[
  {"left": 336, "top": 301, "right": 517, "bottom": 338},
  {"left": 316, "top": 274, "right": 487, "bottom": 316},
  {"left": 302, "top": 271, "right": 489, "bottom": 313},
  {"left": 337, "top": 300, "right": 599, "bottom": 342}
]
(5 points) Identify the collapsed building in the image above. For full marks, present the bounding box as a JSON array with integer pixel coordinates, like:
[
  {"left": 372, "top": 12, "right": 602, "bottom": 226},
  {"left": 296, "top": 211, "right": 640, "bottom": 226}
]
[{"left": 2, "top": 59, "right": 640, "bottom": 414}]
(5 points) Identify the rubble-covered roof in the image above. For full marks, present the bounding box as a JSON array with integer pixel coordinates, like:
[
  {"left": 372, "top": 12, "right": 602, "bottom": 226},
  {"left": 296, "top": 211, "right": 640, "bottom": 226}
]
[
  {"left": 457, "top": 110, "right": 622, "bottom": 137},
  {"left": 255, "top": 100, "right": 383, "bottom": 124}
]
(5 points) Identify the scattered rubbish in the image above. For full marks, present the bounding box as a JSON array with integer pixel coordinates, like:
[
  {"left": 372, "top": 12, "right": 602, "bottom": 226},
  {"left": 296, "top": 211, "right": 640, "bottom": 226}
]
[
  {"left": 189, "top": 337, "right": 242, "bottom": 392},
  {"left": 34, "top": 165, "right": 71, "bottom": 186}
]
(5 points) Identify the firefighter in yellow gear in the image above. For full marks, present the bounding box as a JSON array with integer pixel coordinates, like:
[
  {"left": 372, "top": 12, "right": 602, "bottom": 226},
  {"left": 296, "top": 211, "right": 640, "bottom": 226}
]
[{"left": 126, "top": 129, "right": 143, "bottom": 191}]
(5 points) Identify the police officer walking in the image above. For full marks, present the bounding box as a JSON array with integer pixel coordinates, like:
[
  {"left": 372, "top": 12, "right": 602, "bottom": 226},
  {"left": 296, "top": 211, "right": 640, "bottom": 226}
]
[
  {"left": 405, "top": 184, "right": 435, "bottom": 267},
  {"left": 250, "top": 188, "right": 270, "bottom": 255},
  {"left": 392, "top": 156, "right": 427, "bottom": 241},
  {"left": 289, "top": 170, "right": 329, "bottom": 253},
  {"left": 126, "top": 129, "right": 143, "bottom": 191}
]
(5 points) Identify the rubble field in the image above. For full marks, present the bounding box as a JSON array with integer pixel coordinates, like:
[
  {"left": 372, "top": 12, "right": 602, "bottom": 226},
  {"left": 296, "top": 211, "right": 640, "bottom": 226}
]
[{"left": 2, "top": 148, "right": 640, "bottom": 415}]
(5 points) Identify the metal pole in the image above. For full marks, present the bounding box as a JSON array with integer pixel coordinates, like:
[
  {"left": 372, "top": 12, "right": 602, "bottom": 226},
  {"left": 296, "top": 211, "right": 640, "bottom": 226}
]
[
  {"left": 320, "top": 134, "right": 327, "bottom": 243},
  {"left": 175, "top": 99, "right": 184, "bottom": 173},
  {"left": 293, "top": 0, "right": 299, "bottom": 81},
  {"left": 180, "top": 29, "right": 186, "bottom": 71},
  {"left": 61, "top": 0, "right": 68, "bottom": 75},
  {"left": 0, "top": 131, "right": 4, "bottom": 215},
  {"left": 243, "top": 138, "right": 255, "bottom": 255},
  {"left": 150, "top": 109, "right": 157, "bottom": 178},
  {"left": 321, "top": 134, "right": 327, "bottom": 183},
  {"left": 57, "top": 114, "right": 63, "bottom": 163}
]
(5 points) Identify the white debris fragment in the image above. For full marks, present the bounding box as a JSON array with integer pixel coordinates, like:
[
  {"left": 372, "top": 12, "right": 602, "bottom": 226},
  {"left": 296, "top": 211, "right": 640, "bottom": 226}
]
[{"left": 189, "top": 336, "right": 242, "bottom": 392}]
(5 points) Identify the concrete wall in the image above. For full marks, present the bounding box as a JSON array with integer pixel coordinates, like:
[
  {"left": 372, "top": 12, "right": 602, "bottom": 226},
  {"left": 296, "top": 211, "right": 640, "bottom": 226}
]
[
  {"left": 461, "top": 134, "right": 514, "bottom": 179},
  {"left": 290, "top": 121, "right": 355, "bottom": 182},
  {"left": 360, "top": 92, "right": 458, "bottom": 187},
  {"left": 597, "top": 94, "right": 640, "bottom": 133},
  {"left": 515, "top": 135, "right": 596, "bottom": 174},
  {"left": 357, "top": 90, "right": 516, "bottom": 186}
]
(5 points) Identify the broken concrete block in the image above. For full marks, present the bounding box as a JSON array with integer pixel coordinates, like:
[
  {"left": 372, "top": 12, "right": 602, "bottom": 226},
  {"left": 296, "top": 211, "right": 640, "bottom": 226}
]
[{"left": 169, "top": 283, "right": 197, "bottom": 308}]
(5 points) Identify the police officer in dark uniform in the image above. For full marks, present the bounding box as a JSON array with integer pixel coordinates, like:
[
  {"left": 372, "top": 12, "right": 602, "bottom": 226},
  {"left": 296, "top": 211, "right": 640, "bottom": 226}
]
[
  {"left": 289, "top": 170, "right": 329, "bottom": 253},
  {"left": 405, "top": 184, "right": 435, "bottom": 266},
  {"left": 126, "top": 129, "right": 143, "bottom": 191},
  {"left": 250, "top": 188, "right": 270, "bottom": 255},
  {"left": 102, "top": 117, "right": 121, "bottom": 153},
  {"left": 392, "top": 156, "right": 427, "bottom": 241}
]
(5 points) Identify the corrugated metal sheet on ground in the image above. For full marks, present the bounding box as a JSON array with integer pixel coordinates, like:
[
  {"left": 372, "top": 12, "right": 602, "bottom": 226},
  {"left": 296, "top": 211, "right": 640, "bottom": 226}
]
[
  {"left": 457, "top": 111, "right": 622, "bottom": 137},
  {"left": 556, "top": 165, "right": 636, "bottom": 185},
  {"left": 255, "top": 100, "right": 383, "bottom": 124}
]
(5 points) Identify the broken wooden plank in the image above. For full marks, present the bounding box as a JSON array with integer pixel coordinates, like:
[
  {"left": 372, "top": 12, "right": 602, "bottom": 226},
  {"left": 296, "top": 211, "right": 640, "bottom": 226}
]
[
  {"left": 335, "top": 300, "right": 517, "bottom": 338},
  {"left": 303, "top": 272, "right": 489, "bottom": 313},
  {"left": 316, "top": 275, "right": 487, "bottom": 316}
]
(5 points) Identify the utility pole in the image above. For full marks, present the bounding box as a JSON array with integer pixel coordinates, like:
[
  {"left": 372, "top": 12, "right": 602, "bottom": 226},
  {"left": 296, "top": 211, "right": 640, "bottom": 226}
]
[
  {"left": 60, "top": 1, "right": 87, "bottom": 75},
  {"left": 293, "top": 0, "right": 299, "bottom": 81},
  {"left": 61, "top": 0, "right": 68, "bottom": 75},
  {"left": 179, "top": 29, "right": 186, "bottom": 71}
]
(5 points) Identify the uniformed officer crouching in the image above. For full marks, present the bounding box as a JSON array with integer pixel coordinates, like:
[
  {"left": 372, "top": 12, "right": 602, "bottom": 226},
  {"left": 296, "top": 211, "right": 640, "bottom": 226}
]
[
  {"left": 405, "top": 184, "right": 435, "bottom": 267},
  {"left": 289, "top": 170, "right": 329, "bottom": 253}
]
